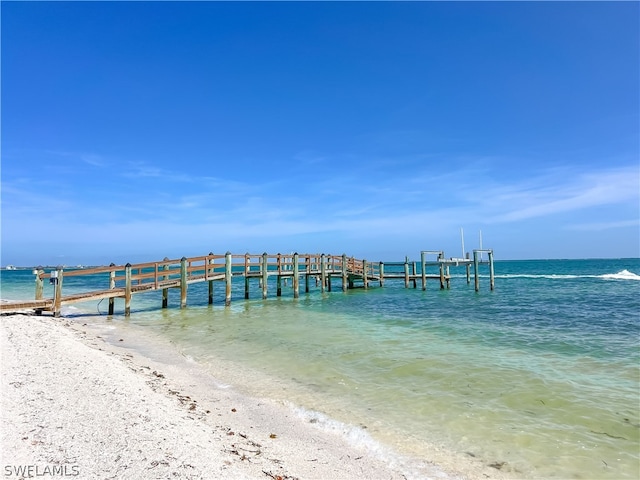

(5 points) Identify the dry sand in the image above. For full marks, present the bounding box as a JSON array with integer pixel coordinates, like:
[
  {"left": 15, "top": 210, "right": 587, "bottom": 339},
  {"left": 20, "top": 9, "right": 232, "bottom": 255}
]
[{"left": 0, "top": 312, "right": 506, "bottom": 480}]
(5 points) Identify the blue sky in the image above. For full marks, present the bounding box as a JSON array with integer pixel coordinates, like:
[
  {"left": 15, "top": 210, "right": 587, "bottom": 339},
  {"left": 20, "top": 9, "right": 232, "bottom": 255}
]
[{"left": 2, "top": 1, "right": 639, "bottom": 266}]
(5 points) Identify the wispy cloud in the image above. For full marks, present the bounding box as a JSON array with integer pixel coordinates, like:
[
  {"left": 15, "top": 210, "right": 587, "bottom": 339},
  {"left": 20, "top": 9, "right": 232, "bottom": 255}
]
[
  {"left": 482, "top": 166, "right": 639, "bottom": 223},
  {"left": 565, "top": 219, "right": 640, "bottom": 231}
]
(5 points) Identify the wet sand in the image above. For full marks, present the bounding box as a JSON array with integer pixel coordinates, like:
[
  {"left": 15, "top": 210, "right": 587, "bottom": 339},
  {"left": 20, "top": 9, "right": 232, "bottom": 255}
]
[{"left": 1, "top": 312, "right": 506, "bottom": 479}]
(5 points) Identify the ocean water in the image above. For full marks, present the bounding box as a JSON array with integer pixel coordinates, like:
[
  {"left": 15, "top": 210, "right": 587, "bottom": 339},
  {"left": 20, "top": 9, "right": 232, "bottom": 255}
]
[{"left": 1, "top": 258, "right": 639, "bottom": 479}]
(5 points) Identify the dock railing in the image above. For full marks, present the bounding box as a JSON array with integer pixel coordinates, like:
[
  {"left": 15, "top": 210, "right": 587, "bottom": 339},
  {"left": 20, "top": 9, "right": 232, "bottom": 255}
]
[{"left": 1, "top": 249, "right": 494, "bottom": 317}]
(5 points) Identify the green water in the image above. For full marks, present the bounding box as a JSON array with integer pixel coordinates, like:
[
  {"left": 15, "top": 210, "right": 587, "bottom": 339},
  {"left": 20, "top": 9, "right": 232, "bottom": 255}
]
[{"left": 2, "top": 259, "right": 639, "bottom": 478}]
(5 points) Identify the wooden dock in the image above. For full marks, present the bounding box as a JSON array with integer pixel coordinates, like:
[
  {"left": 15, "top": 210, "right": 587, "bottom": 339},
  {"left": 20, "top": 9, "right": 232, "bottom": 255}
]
[{"left": 0, "top": 249, "right": 494, "bottom": 317}]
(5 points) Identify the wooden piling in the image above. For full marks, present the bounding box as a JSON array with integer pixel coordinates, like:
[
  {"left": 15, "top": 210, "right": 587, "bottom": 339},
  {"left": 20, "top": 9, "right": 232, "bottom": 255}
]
[
  {"left": 225, "top": 252, "right": 232, "bottom": 306},
  {"left": 180, "top": 257, "right": 188, "bottom": 308},
  {"left": 244, "top": 253, "right": 250, "bottom": 299},
  {"left": 124, "top": 263, "right": 132, "bottom": 316},
  {"left": 380, "top": 262, "right": 385, "bottom": 287},
  {"left": 342, "top": 254, "right": 348, "bottom": 292},
  {"left": 162, "top": 257, "right": 170, "bottom": 308},
  {"left": 446, "top": 265, "right": 451, "bottom": 289},
  {"left": 404, "top": 257, "right": 410, "bottom": 289},
  {"left": 320, "top": 254, "right": 327, "bottom": 293},
  {"left": 488, "top": 250, "right": 495, "bottom": 291},
  {"left": 305, "top": 255, "right": 310, "bottom": 293},
  {"left": 262, "top": 253, "right": 268, "bottom": 299},
  {"left": 473, "top": 251, "right": 480, "bottom": 292},
  {"left": 438, "top": 253, "right": 445, "bottom": 290},
  {"left": 363, "top": 259, "right": 368, "bottom": 289},
  {"left": 293, "top": 253, "right": 300, "bottom": 298},
  {"left": 420, "top": 252, "right": 426, "bottom": 291},
  {"left": 34, "top": 267, "right": 43, "bottom": 300},
  {"left": 34, "top": 267, "right": 44, "bottom": 315},
  {"left": 208, "top": 253, "right": 214, "bottom": 304},
  {"left": 108, "top": 263, "right": 116, "bottom": 315},
  {"left": 53, "top": 267, "right": 64, "bottom": 317}
]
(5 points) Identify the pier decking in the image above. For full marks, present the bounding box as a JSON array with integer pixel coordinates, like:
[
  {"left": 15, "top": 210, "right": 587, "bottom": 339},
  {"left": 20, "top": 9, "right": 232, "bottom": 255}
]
[{"left": 0, "top": 249, "right": 494, "bottom": 316}]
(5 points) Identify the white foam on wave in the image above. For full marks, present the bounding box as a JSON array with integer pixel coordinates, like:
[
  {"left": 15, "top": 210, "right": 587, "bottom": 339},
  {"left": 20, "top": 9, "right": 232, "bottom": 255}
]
[
  {"left": 599, "top": 269, "right": 640, "bottom": 281},
  {"left": 285, "top": 401, "right": 454, "bottom": 480},
  {"left": 494, "top": 271, "right": 640, "bottom": 281}
]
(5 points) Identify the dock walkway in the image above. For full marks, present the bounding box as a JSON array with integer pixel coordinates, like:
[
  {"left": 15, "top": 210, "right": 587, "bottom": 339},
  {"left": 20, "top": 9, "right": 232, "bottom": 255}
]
[{"left": 1, "top": 250, "right": 494, "bottom": 316}]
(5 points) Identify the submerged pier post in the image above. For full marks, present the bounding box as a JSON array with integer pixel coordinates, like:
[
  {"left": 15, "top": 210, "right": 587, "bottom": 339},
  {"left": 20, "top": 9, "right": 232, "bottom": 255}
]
[
  {"left": 420, "top": 252, "right": 426, "bottom": 291},
  {"left": 363, "top": 259, "right": 368, "bottom": 289},
  {"left": 293, "top": 253, "right": 300, "bottom": 298},
  {"left": 488, "top": 250, "right": 495, "bottom": 291},
  {"left": 342, "top": 254, "right": 348, "bottom": 292},
  {"left": 473, "top": 250, "right": 480, "bottom": 292},
  {"left": 446, "top": 265, "right": 451, "bottom": 289},
  {"left": 305, "top": 255, "right": 310, "bottom": 293},
  {"left": 438, "top": 253, "right": 445, "bottom": 290},
  {"left": 180, "top": 257, "right": 188, "bottom": 308},
  {"left": 108, "top": 263, "right": 116, "bottom": 315},
  {"left": 124, "top": 263, "right": 132, "bottom": 316},
  {"left": 162, "top": 257, "right": 170, "bottom": 308},
  {"left": 262, "top": 252, "right": 268, "bottom": 299},
  {"left": 225, "top": 252, "right": 232, "bottom": 306},
  {"left": 380, "top": 262, "right": 385, "bottom": 287},
  {"left": 412, "top": 261, "right": 417, "bottom": 288},
  {"left": 244, "top": 253, "right": 250, "bottom": 300},
  {"left": 404, "top": 256, "right": 410, "bottom": 289},
  {"left": 466, "top": 252, "right": 471, "bottom": 284},
  {"left": 276, "top": 254, "right": 282, "bottom": 297},
  {"left": 320, "top": 254, "right": 327, "bottom": 293},
  {"left": 208, "top": 253, "right": 214, "bottom": 304}
]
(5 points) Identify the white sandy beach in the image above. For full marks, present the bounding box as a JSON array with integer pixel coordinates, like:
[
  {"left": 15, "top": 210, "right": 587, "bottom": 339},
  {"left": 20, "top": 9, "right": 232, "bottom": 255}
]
[{"left": 1, "top": 312, "right": 509, "bottom": 480}]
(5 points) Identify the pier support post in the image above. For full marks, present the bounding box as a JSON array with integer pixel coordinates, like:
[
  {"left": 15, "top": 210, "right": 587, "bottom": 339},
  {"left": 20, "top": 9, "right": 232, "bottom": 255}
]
[
  {"left": 305, "top": 255, "right": 310, "bottom": 293},
  {"left": 225, "top": 252, "right": 232, "bottom": 306},
  {"left": 262, "top": 253, "right": 268, "bottom": 299},
  {"left": 363, "top": 259, "right": 368, "bottom": 289},
  {"left": 108, "top": 263, "right": 116, "bottom": 315},
  {"left": 293, "top": 253, "right": 300, "bottom": 298},
  {"left": 420, "top": 252, "right": 426, "bottom": 291},
  {"left": 446, "top": 265, "right": 451, "bottom": 289},
  {"left": 276, "top": 254, "right": 282, "bottom": 297},
  {"left": 473, "top": 251, "right": 480, "bottom": 292},
  {"left": 488, "top": 250, "right": 495, "bottom": 291},
  {"left": 53, "top": 266, "right": 64, "bottom": 317},
  {"left": 320, "top": 254, "right": 327, "bottom": 293},
  {"left": 438, "top": 253, "right": 445, "bottom": 290},
  {"left": 162, "top": 258, "right": 169, "bottom": 308},
  {"left": 180, "top": 257, "right": 188, "bottom": 308},
  {"left": 33, "top": 267, "right": 44, "bottom": 315},
  {"left": 244, "top": 253, "right": 250, "bottom": 300},
  {"left": 466, "top": 252, "right": 471, "bottom": 284},
  {"left": 380, "top": 262, "right": 385, "bottom": 287},
  {"left": 342, "top": 254, "right": 348, "bottom": 292},
  {"left": 404, "top": 256, "right": 410, "bottom": 289},
  {"left": 124, "top": 263, "right": 132, "bottom": 316},
  {"left": 34, "top": 267, "right": 43, "bottom": 300},
  {"left": 412, "top": 261, "right": 417, "bottom": 288},
  {"left": 208, "top": 253, "right": 214, "bottom": 304}
]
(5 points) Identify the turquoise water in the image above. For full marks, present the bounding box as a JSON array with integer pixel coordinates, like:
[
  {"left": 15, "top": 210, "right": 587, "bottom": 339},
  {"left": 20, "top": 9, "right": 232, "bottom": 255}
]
[{"left": 2, "top": 259, "right": 639, "bottom": 479}]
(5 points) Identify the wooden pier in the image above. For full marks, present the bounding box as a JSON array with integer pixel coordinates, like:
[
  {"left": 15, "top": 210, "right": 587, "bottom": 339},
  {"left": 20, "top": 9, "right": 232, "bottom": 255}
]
[{"left": 0, "top": 249, "right": 494, "bottom": 317}]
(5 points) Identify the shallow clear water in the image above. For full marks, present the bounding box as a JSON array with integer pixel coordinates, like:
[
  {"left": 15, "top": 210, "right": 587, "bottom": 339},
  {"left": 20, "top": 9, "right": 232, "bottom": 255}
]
[{"left": 2, "top": 259, "right": 639, "bottom": 479}]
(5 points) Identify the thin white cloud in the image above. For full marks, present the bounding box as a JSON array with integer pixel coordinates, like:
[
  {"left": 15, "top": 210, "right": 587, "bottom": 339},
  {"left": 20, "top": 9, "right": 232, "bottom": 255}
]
[
  {"left": 565, "top": 219, "right": 640, "bottom": 231},
  {"left": 485, "top": 166, "right": 639, "bottom": 223}
]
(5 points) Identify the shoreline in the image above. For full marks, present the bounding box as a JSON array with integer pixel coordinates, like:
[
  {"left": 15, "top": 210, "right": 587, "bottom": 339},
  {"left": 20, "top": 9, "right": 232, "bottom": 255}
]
[{"left": 0, "top": 311, "right": 506, "bottom": 480}]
